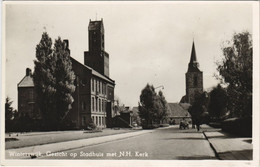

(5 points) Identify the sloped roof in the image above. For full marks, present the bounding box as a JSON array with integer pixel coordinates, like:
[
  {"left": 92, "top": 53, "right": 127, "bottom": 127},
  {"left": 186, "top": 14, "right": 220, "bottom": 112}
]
[
  {"left": 18, "top": 75, "right": 34, "bottom": 87},
  {"left": 190, "top": 41, "right": 197, "bottom": 63},
  {"left": 70, "top": 57, "right": 115, "bottom": 84},
  {"left": 167, "top": 103, "right": 191, "bottom": 118},
  {"left": 187, "top": 41, "right": 202, "bottom": 73},
  {"left": 179, "top": 103, "right": 191, "bottom": 110},
  {"left": 18, "top": 57, "right": 115, "bottom": 88}
]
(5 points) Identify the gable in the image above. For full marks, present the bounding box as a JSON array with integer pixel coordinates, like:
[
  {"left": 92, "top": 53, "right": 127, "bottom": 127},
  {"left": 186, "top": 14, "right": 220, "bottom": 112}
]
[{"left": 18, "top": 75, "right": 34, "bottom": 87}]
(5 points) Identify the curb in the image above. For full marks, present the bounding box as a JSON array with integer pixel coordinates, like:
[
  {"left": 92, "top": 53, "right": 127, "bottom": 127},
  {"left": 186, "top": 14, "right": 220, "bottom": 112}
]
[{"left": 202, "top": 131, "right": 220, "bottom": 160}]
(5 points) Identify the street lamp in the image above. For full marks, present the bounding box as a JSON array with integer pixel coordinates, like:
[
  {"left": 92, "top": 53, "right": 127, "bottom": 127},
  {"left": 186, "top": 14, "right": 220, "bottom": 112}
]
[{"left": 155, "top": 85, "right": 164, "bottom": 90}]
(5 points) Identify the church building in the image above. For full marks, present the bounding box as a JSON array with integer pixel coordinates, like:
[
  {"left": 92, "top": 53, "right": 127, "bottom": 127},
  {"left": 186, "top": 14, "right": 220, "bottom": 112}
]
[
  {"left": 181, "top": 41, "right": 203, "bottom": 104},
  {"left": 18, "top": 19, "right": 115, "bottom": 130}
]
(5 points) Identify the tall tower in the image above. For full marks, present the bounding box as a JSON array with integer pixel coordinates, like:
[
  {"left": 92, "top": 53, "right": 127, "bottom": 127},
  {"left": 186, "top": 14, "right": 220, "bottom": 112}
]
[
  {"left": 84, "top": 18, "right": 109, "bottom": 77},
  {"left": 185, "top": 41, "right": 203, "bottom": 104}
]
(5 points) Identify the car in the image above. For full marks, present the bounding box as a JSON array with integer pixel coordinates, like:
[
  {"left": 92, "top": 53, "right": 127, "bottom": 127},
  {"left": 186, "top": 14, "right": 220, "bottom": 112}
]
[
  {"left": 132, "top": 122, "right": 138, "bottom": 127},
  {"left": 179, "top": 121, "right": 189, "bottom": 129}
]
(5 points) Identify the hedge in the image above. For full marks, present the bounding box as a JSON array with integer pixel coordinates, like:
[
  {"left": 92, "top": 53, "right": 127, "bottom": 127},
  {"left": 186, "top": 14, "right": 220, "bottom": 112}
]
[{"left": 221, "top": 117, "right": 252, "bottom": 137}]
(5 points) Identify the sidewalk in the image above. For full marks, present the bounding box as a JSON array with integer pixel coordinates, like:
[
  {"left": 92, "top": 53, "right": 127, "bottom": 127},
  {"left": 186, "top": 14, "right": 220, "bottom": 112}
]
[
  {"left": 202, "top": 125, "right": 253, "bottom": 160},
  {"left": 5, "top": 129, "right": 155, "bottom": 159},
  {"left": 5, "top": 128, "right": 136, "bottom": 149}
]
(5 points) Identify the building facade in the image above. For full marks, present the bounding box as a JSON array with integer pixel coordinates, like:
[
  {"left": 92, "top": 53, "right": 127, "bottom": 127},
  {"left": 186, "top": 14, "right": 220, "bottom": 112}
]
[
  {"left": 17, "top": 19, "right": 115, "bottom": 130},
  {"left": 17, "top": 68, "right": 40, "bottom": 120}
]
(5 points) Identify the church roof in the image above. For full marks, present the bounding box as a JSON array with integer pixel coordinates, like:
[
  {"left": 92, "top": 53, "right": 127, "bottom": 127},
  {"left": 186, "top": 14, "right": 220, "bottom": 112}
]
[
  {"left": 187, "top": 41, "right": 201, "bottom": 72},
  {"left": 18, "top": 75, "right": 34, "bottom": 87},
  {"left": 189, "top": 41, "right": 197, "bottom": 63}
]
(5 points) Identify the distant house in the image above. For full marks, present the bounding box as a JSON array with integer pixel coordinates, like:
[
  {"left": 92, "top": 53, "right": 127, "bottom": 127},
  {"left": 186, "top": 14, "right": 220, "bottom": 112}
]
[
  {"left": 17, "top": 68, "right": 41, "bottom": 120},
  {"left": 166, "top": 103, "right": 191, "bottom": 124},
  {"left": 131, "top": 103, "right": 191, "bottom": 125}
]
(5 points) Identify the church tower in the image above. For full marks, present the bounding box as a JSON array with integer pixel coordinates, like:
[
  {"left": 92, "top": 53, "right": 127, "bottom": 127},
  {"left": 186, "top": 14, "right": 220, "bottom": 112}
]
[
  {"left": 185, "top": 41, "right": 203, "bottom": 104},
  {"left": 84, "top": 19, "right": 109, "bottom": 77}
]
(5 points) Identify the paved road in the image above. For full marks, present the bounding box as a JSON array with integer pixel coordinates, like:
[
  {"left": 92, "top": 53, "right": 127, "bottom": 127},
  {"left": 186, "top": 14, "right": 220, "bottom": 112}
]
[{"left": 40, "top": 126, "right": 217, "bottom": 160}]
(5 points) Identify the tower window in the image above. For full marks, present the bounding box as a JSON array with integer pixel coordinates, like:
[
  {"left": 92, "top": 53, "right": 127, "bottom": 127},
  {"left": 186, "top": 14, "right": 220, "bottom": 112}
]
[{"left": 194, "top": 76, "right": 198, "bottom": 87}]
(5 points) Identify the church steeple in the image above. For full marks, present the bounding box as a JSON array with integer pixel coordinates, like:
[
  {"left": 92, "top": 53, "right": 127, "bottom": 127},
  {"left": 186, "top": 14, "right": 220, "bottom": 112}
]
[
  {"left": 188, "top": 41, "right": 200, "bottom": 72},
  {"left": 190, "top": 41, "right": 197, "bottom": 63},
  {"left": 185, "top": 40, "right": 203, "bottom": 104}
]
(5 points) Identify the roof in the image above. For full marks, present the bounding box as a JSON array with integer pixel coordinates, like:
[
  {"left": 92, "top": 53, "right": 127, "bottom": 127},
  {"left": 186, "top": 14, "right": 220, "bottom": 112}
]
[
  {"left": 189, "top": 41, "right": 197, "bottom": 63},
  {"left": 167, "top": 103, "right": 191, "bottom": 118},
  {"left": 187, "top": 41, "right": 202, "bottom": 72},
  {"left": 131, "top": 103, "right": 191, "bottom": 118},
  {"left": 18, "top": 75, "right": 34, "bottom": 87},
  {"left": 88, "top": 20, "right": 104, "bottom": 31},
  {"left": 70, "top": 57, "right": 115, "bottom": 84}
]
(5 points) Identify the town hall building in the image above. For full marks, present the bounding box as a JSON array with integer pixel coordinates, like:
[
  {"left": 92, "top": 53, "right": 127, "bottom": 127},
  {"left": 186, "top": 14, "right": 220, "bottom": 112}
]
[{"left": 18, "top": 19, "right": 115, "bottom": 130}]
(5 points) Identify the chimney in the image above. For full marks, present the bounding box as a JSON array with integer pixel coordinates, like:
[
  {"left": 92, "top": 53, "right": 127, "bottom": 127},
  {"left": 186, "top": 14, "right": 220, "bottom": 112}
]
[
  {"left": 64, "top": 39, "right": 69, "bottom": 49},
  {"left": 63, "top": 39, "right": 70, "bottom": 54},
  {"left": 26, "top": 68, "right": 32, "bottom": 76}
]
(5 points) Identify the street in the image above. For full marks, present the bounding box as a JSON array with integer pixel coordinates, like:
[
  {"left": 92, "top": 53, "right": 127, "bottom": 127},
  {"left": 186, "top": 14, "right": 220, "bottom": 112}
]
[{"left": 39, "top": 126, "right": 217, "bottom": 160}]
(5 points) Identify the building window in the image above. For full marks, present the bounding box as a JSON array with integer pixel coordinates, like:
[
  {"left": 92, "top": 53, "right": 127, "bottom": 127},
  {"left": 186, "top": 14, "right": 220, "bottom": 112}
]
[
  {"left": 100, "top": 81, "right": 102, "bottom": 94},
  {"left": 102, "top": 83, "right": 104, "bottom": 95},
  {"left": 92, "top": 97, "right": 95, "bottom": 111},
  {"left": 95, "top": 79, "right": 97, "bottom": 92},
  {"left": 96, "top": 98, "right": 98, "bottom": 111},
  {"left": 97, "top": 81, "right": 99, "bottom": 93},
  {"left": 99, "top": 99, "right": 101, "bottom": 112},
  {"left": 82, "top": 101, "right": 87, "bottom": 111},
  {"left": 82, "top": 116, "right": 86, "bottom": 126},
  {"left": 194, "top": 76, "right": 198, "bottom": 87},
  {"left": 28, "top": 89, "right": 34, "bottom": 102},
  {"left": 91, "top": 78, "right": 94, "bottom": 92},
  {"left": 102, "top": 100, "right": 104, "bottom": 112}
]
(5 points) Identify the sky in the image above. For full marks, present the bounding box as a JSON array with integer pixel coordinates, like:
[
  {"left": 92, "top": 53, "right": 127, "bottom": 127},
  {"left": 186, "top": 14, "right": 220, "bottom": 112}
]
[{"left": 4, "top": 1, "right": 254, "bottom": 109}]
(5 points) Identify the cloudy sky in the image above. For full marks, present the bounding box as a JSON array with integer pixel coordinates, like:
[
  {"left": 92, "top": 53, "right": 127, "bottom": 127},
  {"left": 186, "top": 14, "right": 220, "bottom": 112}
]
[{"left": 4, "top": 1, "right": 254, "bottom": 109}]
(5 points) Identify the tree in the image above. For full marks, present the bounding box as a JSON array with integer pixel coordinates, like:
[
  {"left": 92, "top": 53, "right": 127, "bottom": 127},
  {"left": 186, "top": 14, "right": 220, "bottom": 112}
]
[
  {"left": 33, "top": 32, "right": 75, "bottom": 130},
  {"left": 5, "top": 97, "right": 17, "bottom": 132},
  {"left": 138, "top": 84, "right": 157, "bottom": 126},
  {"left": 53, "top": 38, "right": 75, "bottom": 125},
  {"left": 189, "top": 92, "right": 209, "bottom": 126},
  {"left": 33, "top": 32, "right": 56, "bottom": 129},
  {"left": 138, "top": 84, "right": 168, "bottom": 126},
  {"left": 157, "top": 90, "right": 168, "bottom": 123},
  {"left": 216, "top": 31, "right": 252, "bottom": 118},
  {"left": 208, "top": 84, "right": 228, "bottom": 120}
]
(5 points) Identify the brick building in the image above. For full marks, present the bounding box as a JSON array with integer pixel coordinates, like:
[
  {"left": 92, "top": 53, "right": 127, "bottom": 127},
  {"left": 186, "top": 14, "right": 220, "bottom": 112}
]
[
  {"left": 17, "top": 19, "right": 115, "bottom": 129},
  {"left": 17, "top": 68, "right": 40, "bottom": 120},
  {"left": 181, "top": 41, "right": 203, "bottom": 104}
]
